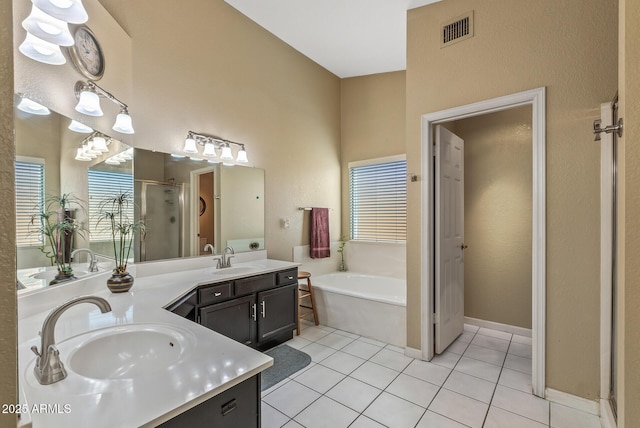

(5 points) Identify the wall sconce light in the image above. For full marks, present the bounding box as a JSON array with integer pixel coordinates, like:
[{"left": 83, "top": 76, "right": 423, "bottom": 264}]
[
  {"left": 17, "top": 96, "right": 50, "bottom": 115},
  {"left": 32, "top": 0, "right": 88, "bottom": 24},
  {"left": 19, "top": 0, "right": 87, "bottom": 65},
  {"left": 74, "top": 131, "right": 112, "bottom": 162},
  {"left": 19, "top": 32, "right": 66, "bottom": 65},
  {"left": 22, "top": 5, "right": 74, "bottom": 46},
  {"left": 74, "top": 81, "right": 135, "bottom": 134},
  {"left": 182, "top": 131, "right": 249, "bottom": 165},
  {"left": 68, "top": 119, "right": 93, "bottom": 133}
]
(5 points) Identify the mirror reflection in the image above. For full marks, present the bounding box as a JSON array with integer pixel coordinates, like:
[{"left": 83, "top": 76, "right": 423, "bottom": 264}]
[{"left": 15, "top": 100, "right": 265, "bottom": 291}]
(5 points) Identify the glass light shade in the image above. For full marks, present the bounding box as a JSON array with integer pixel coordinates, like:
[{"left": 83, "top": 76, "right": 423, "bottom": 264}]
[
  {"left": 220, "top": 144, "right": 233, "bottom": 161},
  {"left": 32, "top": 0, "right": 88, "bottom": 24},
  {"left": 236, "top": 148, "right": 248, "bottom": 163},
  {"left": 119, "top": 148, "right": 134, "bottom": 160},
  {"left": 91, "top": 136, "right": 109, "bottom": 152},
  {"left": 112, "top": 112, "right": 135, "bottom": 134},
  {"left": 75, "top": 90, "right": 103, "bottom": 116},
  {"left": 17, "top": 97, "right": 50, "bottom": 115},
  {"left": 81, "top": 143, "right": 97, "bottom": 158},
  {"left": 104, "top": 157, "right": 121, "bottom": 165},
  {"left": 74, "top": 147, "right": 91, "bottom": 161},
  {"left": 22, "top": 5, "right": 73, "bottom": 46},
  {"left": 183, "top": 137, "right": 198, "bottom": 153},
  {"left": 202, "top": 142, "right": 217, "bottom": 157},
  {"left": 19, "top": 33, "right": 66, "bottom": 65},
  {"left": 68, "top": 120, "right": 92, "bottom": 133}
]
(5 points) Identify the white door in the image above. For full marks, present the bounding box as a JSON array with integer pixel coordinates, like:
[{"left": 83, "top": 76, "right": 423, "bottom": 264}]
[{"left": 435, "top": 125, "right": 465, "bottom": 354}]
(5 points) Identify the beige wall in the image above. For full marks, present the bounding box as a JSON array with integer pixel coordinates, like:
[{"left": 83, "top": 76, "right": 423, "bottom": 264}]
[
  {"left": 340, "top": 71, "right": 406, "bottom": 236},
  {"left": 454, "top": 107, "right": 532, "bottom": 329},
  {"left": 407, "top": 0, "right": 617, "bottom": 399},
  {"left": 618, "top": 0, "right": 640, "bottom": 425},
  {"left": 0, "top": 0, "right": 17, "bottom": 425},
  {"left": 99, "top": 0, "right": 341, "bottom": 260}
]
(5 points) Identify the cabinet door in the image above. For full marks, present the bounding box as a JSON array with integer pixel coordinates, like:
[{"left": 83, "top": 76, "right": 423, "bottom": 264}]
[
  {"left": 257, "top": 284, "right": 298, "bottom": 343},
  {"left": 199, "top": 295, "right": 256, "bottom": 346}
]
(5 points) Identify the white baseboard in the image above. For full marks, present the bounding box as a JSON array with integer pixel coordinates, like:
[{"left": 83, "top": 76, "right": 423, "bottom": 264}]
[
  {"left": 464, "top": 316, "right": 532, "bottom": 338},
  {"left": 600, "top": 399, "right": 617, "bottom": 428},
  {"left": 545, "top": 388, "right": 600, "bottom": 416},
  {"left": 405, "top": 346, "right": 422, "bottom": 359}
]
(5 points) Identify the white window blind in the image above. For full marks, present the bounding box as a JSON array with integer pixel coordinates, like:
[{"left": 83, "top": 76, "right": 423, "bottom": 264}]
[
  {"left": 349, "top": 157, "right": 407, "bottom": 242},
  {"left": 88, "top": 169, "right": 134, "bottom": 241},
  {"left": 15, "top": 159, "right": 45, "bottom": 246}
]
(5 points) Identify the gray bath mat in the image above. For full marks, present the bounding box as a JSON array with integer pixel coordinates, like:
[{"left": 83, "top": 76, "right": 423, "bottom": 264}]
[{"left": 261, "top": 345, "right": 312, "bottom": 391}]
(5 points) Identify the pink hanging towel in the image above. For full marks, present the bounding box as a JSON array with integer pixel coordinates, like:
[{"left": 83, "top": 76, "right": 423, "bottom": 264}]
[{"left": 309, "top": 208, "right": 330, "bottom": 259}]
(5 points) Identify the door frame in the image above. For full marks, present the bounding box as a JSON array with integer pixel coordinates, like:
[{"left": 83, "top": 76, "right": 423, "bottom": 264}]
[
  {"left": 189, "top": 165, "right": 219, "bottom": 256},
  {"left": 420, "top": 87, "right": 546, "bottom": 397}
]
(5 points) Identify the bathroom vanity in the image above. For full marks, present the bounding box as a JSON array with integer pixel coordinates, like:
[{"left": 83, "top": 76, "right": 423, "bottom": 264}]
[
  {"left": 17, "top": 257, "right": 299, "bottom": 428},
  {"left": 168, "top": 267, "right": 298, "bottom": 350}
]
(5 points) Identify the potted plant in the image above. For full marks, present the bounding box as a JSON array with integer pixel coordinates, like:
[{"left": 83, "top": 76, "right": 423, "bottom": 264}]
[
  {"left": 337, "top": 235, "right": 348, "bottom": 272},
  {"left": 96, "top": 191, "right": 145, "bottom": 293},
  {"left": 30, "top": 193, "right": 85, "bottom": 285}
]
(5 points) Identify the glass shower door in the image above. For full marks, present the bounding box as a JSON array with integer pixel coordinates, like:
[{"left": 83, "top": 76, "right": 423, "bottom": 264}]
[{"left": 138, "top": 181, "right": 183, "bottom": 262}]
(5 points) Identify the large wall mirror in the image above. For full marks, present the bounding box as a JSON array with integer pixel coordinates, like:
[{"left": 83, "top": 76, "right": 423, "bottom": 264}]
[{"left": 15, "top": 99, "right": 265, "bottom": 291}]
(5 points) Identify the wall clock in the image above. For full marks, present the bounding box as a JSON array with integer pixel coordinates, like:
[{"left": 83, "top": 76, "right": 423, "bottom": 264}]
[{"left": 68, "top": 26, "right": 105, "bottom": 80}]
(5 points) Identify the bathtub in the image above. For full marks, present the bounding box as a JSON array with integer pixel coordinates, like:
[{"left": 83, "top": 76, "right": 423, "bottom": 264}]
[{"left": 311, "top": 272, "right": 406, "bottom": 347}]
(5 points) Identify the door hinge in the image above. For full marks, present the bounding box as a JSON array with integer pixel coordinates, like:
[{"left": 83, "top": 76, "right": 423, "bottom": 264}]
[
  {"left": 432, "top": 313, "right": 439, "bottom": 324},
  {"left": 433, "top": 144, "right": 438, "bottom": 157}
]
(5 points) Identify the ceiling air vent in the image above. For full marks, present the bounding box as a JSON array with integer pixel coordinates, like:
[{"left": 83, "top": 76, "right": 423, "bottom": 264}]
[{"left": 441, "top": 11, "right": 474, "bottom": 48}]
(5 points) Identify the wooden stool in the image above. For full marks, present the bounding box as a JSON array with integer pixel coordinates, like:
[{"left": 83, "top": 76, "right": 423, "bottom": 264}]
[{"left": 297, "top": 271, "right": 319, "bottom": 335}]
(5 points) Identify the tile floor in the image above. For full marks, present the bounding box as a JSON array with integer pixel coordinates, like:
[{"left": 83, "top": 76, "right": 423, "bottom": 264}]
[{"left": 261, "top": 324, "right": 602, "bottom": 428}]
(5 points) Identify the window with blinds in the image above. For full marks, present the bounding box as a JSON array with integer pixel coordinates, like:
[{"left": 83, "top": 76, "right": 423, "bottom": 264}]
[
  {"left": 15, "top": 159, "right": 45, "bottom": 246},
  {"left": 88, "top": 169, "right": 134, "bottom": 241},
  {"left": 349, "top": 156, "right": 407, "bottom": 242}
]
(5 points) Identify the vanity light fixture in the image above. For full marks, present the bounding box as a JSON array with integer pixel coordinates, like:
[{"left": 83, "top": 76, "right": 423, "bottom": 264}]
[
  {"left": 219, "top": 143, "right": 233, "bottom": 161},
  {"left": 19, "top": 32, "right": 66, "bottom": 65},
  {"left": 112, "top": 108, "right": 135, "bottom": 134},
  {"left": 74, "top": 81, "right": 135, "bottom": 134},
  {"left": 73, "top": 131, "right": 112, "bottom": 162},
  {"left": 91, "top": 135, "right": 109, "bottom": 153},
  {"left": 32, "top": 0, "right": 89, "bottom": 24},
  {"left": 22, "top": 5, "right": 74, "bottom": 46},
  {"left": 74, "top": 147, "right": 91, "bottom": 161},
  {"left": 68, "top": 119, "right": 93, "bottom": 133},
  {"left": 17, "top": 96, "right": 50, "bottom": 115},
  {"left": 182, "top": 131, "right": 250, "bottom": 164}
]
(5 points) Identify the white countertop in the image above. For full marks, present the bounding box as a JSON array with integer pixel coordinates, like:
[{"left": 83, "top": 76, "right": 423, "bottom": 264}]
[{"left": 17, "top": 257, "right": 299, "bottom": 428}]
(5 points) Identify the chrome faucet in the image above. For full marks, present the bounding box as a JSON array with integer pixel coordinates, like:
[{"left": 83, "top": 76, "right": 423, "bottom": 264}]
[
  {"left": 71, "top": 248, "right": 98, "bottom": 272},
  {"left": 30, "top": 296, "right": 112, "bottom": 385},
  {"left": 220, "top": 246, "right": 235, "bottom": 268},
  {"left": 204, "top": 244, "right": 216, "bottom": 255}
]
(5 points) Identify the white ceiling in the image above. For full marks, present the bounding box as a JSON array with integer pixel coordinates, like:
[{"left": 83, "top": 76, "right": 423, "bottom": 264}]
[{"left": 224, "top": 0, "right": 441, "bottom": 78}]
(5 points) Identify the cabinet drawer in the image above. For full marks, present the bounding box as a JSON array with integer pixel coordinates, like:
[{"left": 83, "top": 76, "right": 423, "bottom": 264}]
[
  {"left": 199, "top": 282, "right": 232, "bottom": 305},
  {"left": 235, "top": 273, "right": 276, "bottom": 295},
  {"left": 277, "top": 269, "right": 298, "bottom": 285}
]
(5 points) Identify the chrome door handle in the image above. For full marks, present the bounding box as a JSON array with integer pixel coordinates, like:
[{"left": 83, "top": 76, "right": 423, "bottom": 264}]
[
  {"left": 251, "top": 303, "right": 257, "bottom": 321},
  {"left": 261, "top": 301, "right": 266, "bottom": 318}
]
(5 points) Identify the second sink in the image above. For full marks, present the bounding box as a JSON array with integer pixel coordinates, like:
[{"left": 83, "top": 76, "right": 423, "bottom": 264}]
[{"left": 65, "top": 324, "right": 194, "bottom": 380}]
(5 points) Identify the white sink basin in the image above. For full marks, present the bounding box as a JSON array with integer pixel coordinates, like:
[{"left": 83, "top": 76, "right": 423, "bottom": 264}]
[
  {"left": 64, "top": 324, "right": 194, "bottom": 380},
  {"left": 210, "top": 265, "right": 262, "bottom": 275},
  {"left": 30, "top": 270, "right": 89, "bottom": 280}
]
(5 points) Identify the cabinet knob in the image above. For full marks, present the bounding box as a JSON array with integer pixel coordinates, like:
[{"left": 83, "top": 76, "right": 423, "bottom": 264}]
[
  {"left": 287, "top": 276, "right": 294, "bottom": 280},
  {"left": 214, "top": 292, "right": 222, "bottom": 297}
]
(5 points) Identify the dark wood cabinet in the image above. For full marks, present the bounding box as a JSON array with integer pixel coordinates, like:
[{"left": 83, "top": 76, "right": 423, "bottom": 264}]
[
  {"left": 257, "top": 284, "right": 297, "bottom": 344},
  {"left": 170, "top": 267, "right": 298, "bottom": 350},
  {"left": 199, "top": 294, "right": 256, "bottom": 346},
  {"left": 159, "top": 374, "right": 260, "bottom": 428}
]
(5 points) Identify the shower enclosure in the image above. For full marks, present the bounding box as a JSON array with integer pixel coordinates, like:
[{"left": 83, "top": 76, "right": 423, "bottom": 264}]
[{"left": 134, "top": 180, "right": 184, "bottom": 262}]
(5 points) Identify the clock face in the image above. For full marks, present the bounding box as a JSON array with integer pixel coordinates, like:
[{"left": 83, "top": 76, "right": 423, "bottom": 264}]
[{"left": 70, "top": 27, "right": 105, "bottom": 80}]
